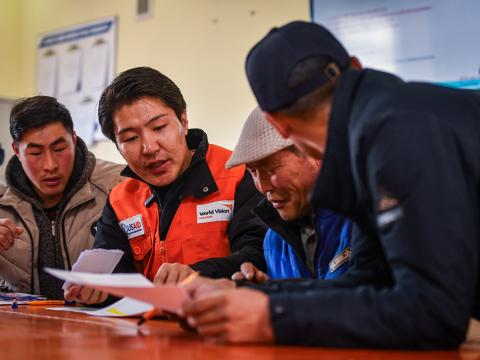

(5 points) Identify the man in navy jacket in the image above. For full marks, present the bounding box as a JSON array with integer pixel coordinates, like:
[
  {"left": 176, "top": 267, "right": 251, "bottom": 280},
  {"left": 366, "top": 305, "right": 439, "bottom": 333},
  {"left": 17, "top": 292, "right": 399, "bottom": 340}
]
[{"left": 180, "top": 21, "right": 480, "bottom": 348}]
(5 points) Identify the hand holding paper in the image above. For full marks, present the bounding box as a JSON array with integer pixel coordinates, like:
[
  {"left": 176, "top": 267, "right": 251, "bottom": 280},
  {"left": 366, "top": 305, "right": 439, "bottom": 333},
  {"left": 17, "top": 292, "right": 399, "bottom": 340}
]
[
  {"left": 63, "top": 248, "right": 124, "bottom": 304},
  {"left": 47, "top": 268, "right": 190, "bottom": 313},
  {"left": 63, "top": 248, "right": 124, "bottom": 289}
]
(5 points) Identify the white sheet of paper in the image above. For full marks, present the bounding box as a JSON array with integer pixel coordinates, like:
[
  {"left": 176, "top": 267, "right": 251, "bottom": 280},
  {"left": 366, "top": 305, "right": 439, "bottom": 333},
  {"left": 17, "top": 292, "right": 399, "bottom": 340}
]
[
  {"left": 37, "top": 52, "right": 58, "bottom": 96},
  {"left": 48, "top": 268, "right": 153, "bottom": 288},
  {"left": 72, "top": 97, "right": 96, "bottom": 146},
  {"left": 45, "top": 268, "right": 190, "bottom": 312},
  {"left": 82, "top": 41, "right": 109, "bottom": 91},
  {"left": 62, "top": 248, "right": 124, "bottom": 289},
  {"left": 58, "top": 47, "right": 82, "bottom": 95},
  {"left": 47, "top": 297, "right": 153, "bottom": 317},
  {"left": 72, "top": 249, "right": 124, "bottom": 272}
]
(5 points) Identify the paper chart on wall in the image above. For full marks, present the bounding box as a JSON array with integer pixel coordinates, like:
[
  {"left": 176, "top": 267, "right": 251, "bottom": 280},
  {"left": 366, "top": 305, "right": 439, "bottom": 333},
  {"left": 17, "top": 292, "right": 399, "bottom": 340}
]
[
  {"left": 82, "top": 39, "right": 109, "bottom": 91},
  {"left": 58, "top": 45, "right": 82, "bottom": 96},
  {"left": 62, "top": 93, "right": 98, "bottom": 146},
  {"left": 37, "top": 50, "right": 58, "bottom": 96},
  {"left": 37, "top": 17, "right": 117, "bottom": 146}
]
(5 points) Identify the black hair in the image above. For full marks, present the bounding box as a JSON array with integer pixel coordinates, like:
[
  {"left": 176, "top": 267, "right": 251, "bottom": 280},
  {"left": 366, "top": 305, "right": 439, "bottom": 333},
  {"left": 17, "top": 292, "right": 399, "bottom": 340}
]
[
  {"left": 98, "top": 66, "right": 187, "bottom": 142},
  {"left": 10, "top": 96, "right": 74, "bottom": 142}
]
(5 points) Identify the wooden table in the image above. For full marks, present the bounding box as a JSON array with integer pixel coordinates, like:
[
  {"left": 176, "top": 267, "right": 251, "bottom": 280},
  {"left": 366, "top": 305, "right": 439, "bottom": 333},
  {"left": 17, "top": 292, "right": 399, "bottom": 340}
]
[{"left": 1, "top": 306, "right": 480, "bottom": 360}]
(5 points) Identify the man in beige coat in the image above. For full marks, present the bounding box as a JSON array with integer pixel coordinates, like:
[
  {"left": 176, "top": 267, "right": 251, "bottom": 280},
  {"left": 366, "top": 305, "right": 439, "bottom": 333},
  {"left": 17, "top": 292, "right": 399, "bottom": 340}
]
[{"left": 0, "top": 96, "right": 123, "bottom": 299}]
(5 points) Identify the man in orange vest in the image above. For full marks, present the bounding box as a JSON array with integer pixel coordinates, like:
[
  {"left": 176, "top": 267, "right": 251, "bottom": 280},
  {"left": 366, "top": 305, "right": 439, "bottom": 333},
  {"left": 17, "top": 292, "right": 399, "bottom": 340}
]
[{"left": 65, "top": 66, "right": 266, "bottom": 304}]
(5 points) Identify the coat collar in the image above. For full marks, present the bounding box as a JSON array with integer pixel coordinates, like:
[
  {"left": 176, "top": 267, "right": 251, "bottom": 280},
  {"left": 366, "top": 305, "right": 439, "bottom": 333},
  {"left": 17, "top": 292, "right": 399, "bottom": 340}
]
[
  {"left": 310, "top": 69, "right": 364, "bottom": 219},
  {"left": 253, "top": 198, "right": 308, "bottom": 263}
]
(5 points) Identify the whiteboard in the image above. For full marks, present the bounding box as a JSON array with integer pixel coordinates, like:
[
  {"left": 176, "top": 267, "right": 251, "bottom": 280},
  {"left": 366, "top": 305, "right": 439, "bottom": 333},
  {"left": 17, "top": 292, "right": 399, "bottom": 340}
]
[
  {"left": 311, "top": 0, "right": 480, "bottom": 89},
  {"left": 36, "top": 17, "right": 117, "bottom": 146}
]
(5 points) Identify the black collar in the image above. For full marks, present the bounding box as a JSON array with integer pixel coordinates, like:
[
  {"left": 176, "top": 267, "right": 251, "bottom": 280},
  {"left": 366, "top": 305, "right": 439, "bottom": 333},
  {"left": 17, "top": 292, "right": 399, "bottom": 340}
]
[
  {"left": 310, "top": 69, "right": 364, "bottom": 219},
  {"left": 253, "top": 198, "right": 307, "bottom": 263}
]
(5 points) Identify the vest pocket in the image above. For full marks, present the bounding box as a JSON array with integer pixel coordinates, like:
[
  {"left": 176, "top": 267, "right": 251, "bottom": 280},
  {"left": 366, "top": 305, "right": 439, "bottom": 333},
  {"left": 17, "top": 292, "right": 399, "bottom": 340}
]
[
  {"left": 182, "top": 225, "right": 231, "bottom": 264},
  {"left": 129, "top": 235, "right": 152, "bottom": 261}
]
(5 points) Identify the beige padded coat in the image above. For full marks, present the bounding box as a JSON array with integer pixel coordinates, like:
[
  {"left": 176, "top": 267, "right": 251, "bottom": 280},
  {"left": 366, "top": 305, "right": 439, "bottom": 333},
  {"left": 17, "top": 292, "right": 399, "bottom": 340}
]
[{"left": 0, "top": 142, "right": 124, "bottom": 294}]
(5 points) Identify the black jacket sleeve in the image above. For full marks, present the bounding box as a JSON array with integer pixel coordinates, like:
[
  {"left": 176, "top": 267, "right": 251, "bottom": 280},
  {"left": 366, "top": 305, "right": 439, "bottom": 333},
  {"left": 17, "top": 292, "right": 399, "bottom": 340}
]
[
  {"left": 262, "top": 113, "right": 477, "bottom": 349},
  {"left": 190, "top": 172, "right": 267, "bottom": 278},
  {"left": 94, "top": 197, "right": 137, "bottom": 274}
]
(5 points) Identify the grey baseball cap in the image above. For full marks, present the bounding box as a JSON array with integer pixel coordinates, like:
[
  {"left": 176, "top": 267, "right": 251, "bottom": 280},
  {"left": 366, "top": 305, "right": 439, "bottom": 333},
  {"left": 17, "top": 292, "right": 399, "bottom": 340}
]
[{"left": 226, "top": 107, "right": 293, "bottom": 169}]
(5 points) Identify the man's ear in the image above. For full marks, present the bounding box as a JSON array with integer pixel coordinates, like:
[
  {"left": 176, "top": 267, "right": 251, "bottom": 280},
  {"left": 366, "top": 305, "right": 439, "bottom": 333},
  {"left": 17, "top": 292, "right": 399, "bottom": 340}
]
[
  {"left": 351, "top": 56, "right": 363, "bottom": 70},
  {"left": 265, "top": 112, "right": 290, "bottom": 139},
  {"left": 12, "top": 141, "right": 19, "bottom": 156},
  {"left": 72, "top": 131, "right": 77, "bottom": 145},
  {"left": 180, "top": 112, "right": 189, "bottom": 136}
]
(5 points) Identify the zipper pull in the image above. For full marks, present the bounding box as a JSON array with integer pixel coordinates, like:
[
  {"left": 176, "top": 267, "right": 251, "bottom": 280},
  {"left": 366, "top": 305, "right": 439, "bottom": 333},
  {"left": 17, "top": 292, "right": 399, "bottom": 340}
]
[{"left": 51, "top": 220, "right": 55, "bottom": 237}]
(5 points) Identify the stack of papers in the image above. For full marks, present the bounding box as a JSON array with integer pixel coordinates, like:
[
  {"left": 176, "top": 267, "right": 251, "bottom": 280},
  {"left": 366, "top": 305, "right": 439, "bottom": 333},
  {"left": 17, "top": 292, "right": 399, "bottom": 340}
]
[
  {"left": 45, "top": 267, "right": 190, "bottom": 314},
  {"left": 48, "top": 297, "right": 153, "bottom": 317}
]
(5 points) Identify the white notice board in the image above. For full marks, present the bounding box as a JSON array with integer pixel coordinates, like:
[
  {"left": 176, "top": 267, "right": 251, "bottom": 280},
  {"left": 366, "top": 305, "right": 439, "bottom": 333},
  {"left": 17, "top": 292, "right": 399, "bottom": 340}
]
[
  {"left": 311, "top": 0, "right": 480, "bottom": 90},
  {"left": 36, "top": 17, "right": 117, "bottom": 146}
]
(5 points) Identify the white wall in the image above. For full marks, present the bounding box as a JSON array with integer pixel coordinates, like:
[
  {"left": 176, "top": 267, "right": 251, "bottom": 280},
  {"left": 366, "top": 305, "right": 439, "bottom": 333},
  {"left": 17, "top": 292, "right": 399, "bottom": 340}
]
[{"left": 1, "top": 0, "right": 309, "bottom": 164}]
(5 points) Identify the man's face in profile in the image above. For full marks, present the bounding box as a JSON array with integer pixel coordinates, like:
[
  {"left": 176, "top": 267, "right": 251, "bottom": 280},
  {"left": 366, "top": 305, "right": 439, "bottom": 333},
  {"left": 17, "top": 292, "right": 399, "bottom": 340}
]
[{"left": 247, "top": 148, "right": 320, "bottom": 221}]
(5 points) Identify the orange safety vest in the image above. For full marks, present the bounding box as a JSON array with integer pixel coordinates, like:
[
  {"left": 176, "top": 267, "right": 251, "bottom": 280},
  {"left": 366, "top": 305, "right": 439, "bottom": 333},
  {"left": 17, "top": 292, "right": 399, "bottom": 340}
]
[{"left": 109, "top": 144, "right": 246, "bottom": 281}]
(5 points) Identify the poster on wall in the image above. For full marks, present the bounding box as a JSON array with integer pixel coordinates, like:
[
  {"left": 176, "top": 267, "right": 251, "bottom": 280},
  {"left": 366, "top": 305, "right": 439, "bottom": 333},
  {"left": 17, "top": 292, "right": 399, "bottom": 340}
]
[
  {"left": 36, "top": 17, "right": 117, "bottom": 146},
  {"left": 311, "top": 0, "right": 480, "bottom": 90}
]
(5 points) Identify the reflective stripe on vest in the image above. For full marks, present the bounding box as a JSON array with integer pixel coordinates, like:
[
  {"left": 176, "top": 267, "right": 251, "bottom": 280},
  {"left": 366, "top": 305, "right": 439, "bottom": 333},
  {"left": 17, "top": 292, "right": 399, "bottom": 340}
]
[{"left": 109, "top": 144, "right": 246, "bottom": 281}]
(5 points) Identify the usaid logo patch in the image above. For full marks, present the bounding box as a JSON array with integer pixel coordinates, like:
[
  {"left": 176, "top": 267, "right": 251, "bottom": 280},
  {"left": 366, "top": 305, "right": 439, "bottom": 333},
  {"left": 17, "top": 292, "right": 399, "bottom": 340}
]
[
  {"left": 197, "top": 200, "right": 234, "bottom": 224},
  {"left": 118, "top": 214, "right": 145, "bottom": 239}
]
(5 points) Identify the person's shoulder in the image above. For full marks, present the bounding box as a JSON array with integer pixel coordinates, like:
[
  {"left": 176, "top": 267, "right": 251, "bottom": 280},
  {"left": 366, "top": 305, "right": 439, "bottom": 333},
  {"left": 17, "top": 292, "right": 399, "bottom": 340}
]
[
  {"left": 92, "top": 158, "right": 125, "bottom": 174},
  {"left": 207, "top": 143, "right": 245, "bottom": 177},
  {"left": 207, "top": 143, "right": 232, "bottom": 161},
  {"left": 89, "top": 157, "right": 126, "bottom": 193}
]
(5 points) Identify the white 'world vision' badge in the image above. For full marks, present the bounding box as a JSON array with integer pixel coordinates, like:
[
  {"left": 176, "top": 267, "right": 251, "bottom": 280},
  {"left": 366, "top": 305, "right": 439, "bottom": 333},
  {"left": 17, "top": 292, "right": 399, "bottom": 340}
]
[
  {"left": 197, "top": 200, "right": 234, "bottom": 224},
  {"left": 118, "top": 214, "right": 145, "bottom": 239}
]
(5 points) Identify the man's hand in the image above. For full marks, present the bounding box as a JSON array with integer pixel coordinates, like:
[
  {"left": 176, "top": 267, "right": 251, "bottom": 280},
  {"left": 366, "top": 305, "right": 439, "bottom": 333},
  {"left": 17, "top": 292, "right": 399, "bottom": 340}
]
[
  {"left": 181, "top": 276, "right": 236, "bottom": 299},
  {"left": 154, "top": 263, "right": 196, "bottom": 285},
  {"left": 64, "top": 285, "right": 108, "bottom": 305},
  {"left": 0, "top": 219, "right": 23, "bottom": 252},
  {"left": 231, "top": 262, "right": 269, "bottom": 283},
  {"left": 181, "top": 288, "right": 274, "bottom": 344}
]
